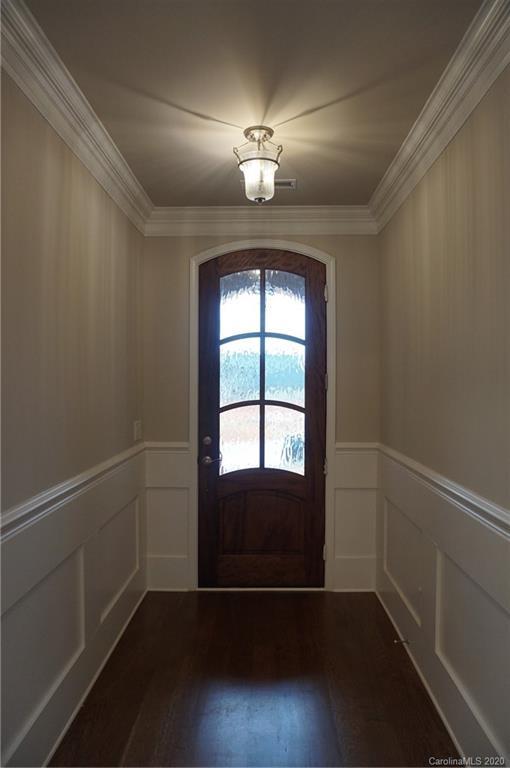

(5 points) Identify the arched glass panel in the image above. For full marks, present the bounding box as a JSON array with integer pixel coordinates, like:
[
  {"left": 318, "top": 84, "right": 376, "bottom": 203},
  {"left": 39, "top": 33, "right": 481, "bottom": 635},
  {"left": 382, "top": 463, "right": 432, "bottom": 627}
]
[
  {"left": 265, "top": 406, "right": 305, "bottom": 474},
  {"left": 220, "top": 405, "right": 260, "bottom": 474}
]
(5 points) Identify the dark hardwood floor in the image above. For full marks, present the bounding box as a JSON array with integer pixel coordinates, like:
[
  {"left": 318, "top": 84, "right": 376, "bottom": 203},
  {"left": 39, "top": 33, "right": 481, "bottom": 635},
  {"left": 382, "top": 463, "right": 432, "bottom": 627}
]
[{"left": 51, "top": 592, "right": 458, "bottom": 767}]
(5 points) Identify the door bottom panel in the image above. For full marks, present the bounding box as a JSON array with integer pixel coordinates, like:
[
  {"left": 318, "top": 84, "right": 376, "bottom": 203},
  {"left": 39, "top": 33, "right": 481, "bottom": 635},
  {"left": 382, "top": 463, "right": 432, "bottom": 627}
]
[{"left": 217, "top": 554, "right": 308, "bottom": 587}]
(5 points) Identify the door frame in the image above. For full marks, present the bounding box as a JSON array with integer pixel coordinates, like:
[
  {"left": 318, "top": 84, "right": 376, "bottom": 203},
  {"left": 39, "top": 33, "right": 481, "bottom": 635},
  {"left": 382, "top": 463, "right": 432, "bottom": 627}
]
[{"left": 189, "top": 239, "right": 336, "bottom": 590}]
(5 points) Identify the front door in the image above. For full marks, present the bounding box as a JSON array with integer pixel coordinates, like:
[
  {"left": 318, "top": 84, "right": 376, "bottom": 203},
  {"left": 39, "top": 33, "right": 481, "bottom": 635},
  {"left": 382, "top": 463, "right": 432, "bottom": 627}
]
[{"left": 198, "top": 249, "right": 326, "bottom": 587}]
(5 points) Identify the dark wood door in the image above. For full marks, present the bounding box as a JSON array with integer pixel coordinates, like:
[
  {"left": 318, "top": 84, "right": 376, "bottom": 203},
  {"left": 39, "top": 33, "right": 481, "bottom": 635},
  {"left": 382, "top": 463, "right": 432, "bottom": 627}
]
[{"left": 198, "top": 249, "right": 326, "bottom": 587}]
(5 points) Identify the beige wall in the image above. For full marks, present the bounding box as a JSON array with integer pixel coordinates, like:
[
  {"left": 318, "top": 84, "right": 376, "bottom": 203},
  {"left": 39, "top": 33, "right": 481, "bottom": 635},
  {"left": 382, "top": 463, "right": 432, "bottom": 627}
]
[
  {"left": 380, "top": 66, "right": 510, "bottom": 508},
  {"left": 143, "top": 234, "right": 380, "bottom": 444},
  {"left": 1, "top": 74, "right": 144, "bottom": 510},
  {"left": 5, "top": 58, "right": 507, "bottom": 511}
]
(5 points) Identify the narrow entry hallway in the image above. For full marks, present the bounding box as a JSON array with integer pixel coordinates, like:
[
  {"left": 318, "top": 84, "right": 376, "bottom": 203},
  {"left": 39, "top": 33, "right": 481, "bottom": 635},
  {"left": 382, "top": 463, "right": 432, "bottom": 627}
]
[
  {"left": 2, "top": 1, "right": 508, "bottom": 765},
  {"left": 52, "top": 592, "right": 456, "bottom": 767}
]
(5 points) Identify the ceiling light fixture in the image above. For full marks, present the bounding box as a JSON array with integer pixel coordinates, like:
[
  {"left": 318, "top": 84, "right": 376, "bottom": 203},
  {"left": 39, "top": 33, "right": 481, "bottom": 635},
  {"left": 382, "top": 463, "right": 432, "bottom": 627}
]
[{"left": 234, "top": 126, "right": 282, "bottom": 204}]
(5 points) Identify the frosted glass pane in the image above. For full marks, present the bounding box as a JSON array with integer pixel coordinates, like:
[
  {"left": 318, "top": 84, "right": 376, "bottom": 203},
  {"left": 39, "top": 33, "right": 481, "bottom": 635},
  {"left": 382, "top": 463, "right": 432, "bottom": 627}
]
[
  {"left": 265, "top": 406, "right": 305, "bottom": 474},
  {"left": 265, "top": 338, "right": 305, "bottom": 406},
  {"left": 220, "top": 271, "right": 260, "bottom": 339},
  {"left": 220, "top": 338, "right": 260, "bottom": 407},
  {"left": 265, "top": 271, "right": 305, "bottom": 339},
  {"left": 220, "top": 406, "right": 260, "bottom": 474}
]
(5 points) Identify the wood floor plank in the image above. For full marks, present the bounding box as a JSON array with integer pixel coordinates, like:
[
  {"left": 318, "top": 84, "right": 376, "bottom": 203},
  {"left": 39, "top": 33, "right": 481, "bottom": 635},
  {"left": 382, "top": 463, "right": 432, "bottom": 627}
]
[{"left": 51, "top": 592, "right": 458, "bottom": 767}]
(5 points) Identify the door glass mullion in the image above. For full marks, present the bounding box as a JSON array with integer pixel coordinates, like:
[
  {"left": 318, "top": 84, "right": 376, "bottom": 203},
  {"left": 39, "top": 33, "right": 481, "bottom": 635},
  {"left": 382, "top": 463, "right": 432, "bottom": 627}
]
[
  {"left": 218, "top": 267, "right": 308, "bottom": 477},
  {"left": 260, "top": 269, "right": 266, "bottom": 468}
]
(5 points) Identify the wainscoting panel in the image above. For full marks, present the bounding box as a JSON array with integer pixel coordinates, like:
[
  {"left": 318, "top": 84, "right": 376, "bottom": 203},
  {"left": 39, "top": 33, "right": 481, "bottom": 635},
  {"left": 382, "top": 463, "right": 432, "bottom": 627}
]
[
  {"left": 436, "top": 552, "right": 510, "bottom": 757},
  {"left": 377, "top": 447, "right": 510, "bottom": 762},
  {"left": 145, "top": 443, "right": 193, "bottom": 488},
  {"left": 145, "top": 446, "right": 193, "bottom": 589},
  {"left": 144, "top": 443, "right": 379, "bottom": 591},
  {"left": 0, "top": 448, "right": 146, "bottom": 767},
  {"left": 2, "top": 550, "right": 85, "bottom": 763},
  {"left": 383, "top": 500, "right": 423, "bottom": 626},
  {"left": 85, "top": 499, "right": 141, "bottom": 627},
  {"left": 333, "top": 446, "right": 378, "bottom": 489},
  {"left": 3, "top": 440, "right": 508, "bottom": 765},
  {"left": 332, "top": 445, "right": 378, "bottom": 590}
]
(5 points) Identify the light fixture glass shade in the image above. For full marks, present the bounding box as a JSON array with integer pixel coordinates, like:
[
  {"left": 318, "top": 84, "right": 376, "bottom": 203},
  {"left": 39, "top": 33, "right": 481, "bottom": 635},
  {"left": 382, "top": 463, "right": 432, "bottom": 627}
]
[
  {"left": 239, "top": 157, "right": 278, "bottom": 203},
  {"left": 234, "top": 126, "right": 282, "bottom": 204}
]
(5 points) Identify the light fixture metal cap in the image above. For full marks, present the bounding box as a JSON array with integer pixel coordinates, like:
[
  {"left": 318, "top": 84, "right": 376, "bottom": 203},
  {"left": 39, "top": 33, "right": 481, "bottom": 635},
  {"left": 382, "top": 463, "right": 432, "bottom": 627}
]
[{"left": 243, "top": 125, "right": 274, "bottom": 142}]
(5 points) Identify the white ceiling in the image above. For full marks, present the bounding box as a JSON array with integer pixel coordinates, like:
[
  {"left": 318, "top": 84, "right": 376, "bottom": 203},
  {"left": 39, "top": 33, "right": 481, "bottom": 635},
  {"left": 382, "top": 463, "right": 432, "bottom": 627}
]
[{"left": 26, "top": 0, "right": 482, "bottom": 207}]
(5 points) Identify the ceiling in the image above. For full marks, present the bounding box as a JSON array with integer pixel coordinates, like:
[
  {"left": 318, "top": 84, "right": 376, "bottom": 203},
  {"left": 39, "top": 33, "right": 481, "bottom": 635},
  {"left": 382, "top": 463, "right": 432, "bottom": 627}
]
[{"left": 26, "top": 0, "right": 481, "bottom": 208}]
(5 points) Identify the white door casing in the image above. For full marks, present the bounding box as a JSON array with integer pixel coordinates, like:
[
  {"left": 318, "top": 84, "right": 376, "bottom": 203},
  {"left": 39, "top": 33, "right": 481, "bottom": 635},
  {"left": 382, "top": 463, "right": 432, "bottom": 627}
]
[{"left": 188, "top": 239, "right": 337, "bottom": 589}]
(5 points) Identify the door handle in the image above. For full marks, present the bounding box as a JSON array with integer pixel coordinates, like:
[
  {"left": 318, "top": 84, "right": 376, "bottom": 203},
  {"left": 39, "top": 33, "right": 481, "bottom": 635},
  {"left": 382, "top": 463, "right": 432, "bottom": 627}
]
[{"left": 201, "top": 453, "right": 222, "bottom": 466}]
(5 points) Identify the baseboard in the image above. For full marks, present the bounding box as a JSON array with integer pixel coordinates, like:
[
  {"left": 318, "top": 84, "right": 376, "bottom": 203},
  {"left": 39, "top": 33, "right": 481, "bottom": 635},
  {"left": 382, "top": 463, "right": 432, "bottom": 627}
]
[
  {"left": 195, "top": 587, "right": 326, "bottom": 592},
  {"left": 375, "top": 589, "right": 464, "bottom": 758},
  {"left": 4, "top": 441, "right": 508, "bottom": 764},
  {"left": 1, "top": 450, "right": 146, "bottom": 766},
  {"left": 377, "top": 450, "right": 509, "bottom": 761},
  {"left": 43, "top": 589, "right": 148, "bottom": 766}
]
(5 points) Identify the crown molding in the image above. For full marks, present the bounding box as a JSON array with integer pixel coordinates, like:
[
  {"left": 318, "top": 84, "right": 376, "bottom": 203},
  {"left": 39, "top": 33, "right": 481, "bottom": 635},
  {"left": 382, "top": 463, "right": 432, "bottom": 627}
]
[
  {"left": 370, "top": 0, "right": 510, "bottom": 230},
  {"left": 2, "top": 0, "right": 509, "bottom": 237},
  {"left": 144, "top": 205, "right": 378, "bottom": 236},
  {"left": 1, "top": 0, "right": 153, "bottom": 234}
]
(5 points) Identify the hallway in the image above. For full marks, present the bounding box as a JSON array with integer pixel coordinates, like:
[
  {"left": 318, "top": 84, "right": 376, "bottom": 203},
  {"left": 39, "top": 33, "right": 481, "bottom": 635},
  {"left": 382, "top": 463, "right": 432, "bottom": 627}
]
[
  {"left": 52, "top": 592, "right": 456, "bottom": 767},
  {"left": 2, "top": 0, "right": 509, "bottom": 765}
]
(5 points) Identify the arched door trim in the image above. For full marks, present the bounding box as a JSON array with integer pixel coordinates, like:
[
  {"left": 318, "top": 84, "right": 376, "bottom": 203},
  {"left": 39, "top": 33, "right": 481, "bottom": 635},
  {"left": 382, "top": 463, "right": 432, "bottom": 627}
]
[{"left": 188, "top": 239, "right": 336, "bottom": 590}]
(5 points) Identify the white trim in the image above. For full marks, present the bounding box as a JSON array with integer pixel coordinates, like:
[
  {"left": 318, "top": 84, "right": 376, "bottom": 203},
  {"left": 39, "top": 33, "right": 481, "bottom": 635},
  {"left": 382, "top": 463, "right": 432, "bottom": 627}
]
[
  {"left": 370, "top": 0, "right": 510, "bottom": 229},
  {"left": 0, "top": 0, "right": 152, "bottom": 234},
  {"left": 144, "top": 441, "right": 190, "bottom": 451},
  {"left": 145, "top": 205, "right": 377, "bottom": 237},
  {"left": 43, "top": 588, "right": 147, "bottom": 767},
  {"left": 197, "top": 587, "right": 325, "bottom": 592},
  {"left": 336, "top": 441, "right": 380, "bottom": 451},
  {"left": 1, "top": 443, "right": 145, "bottom": 533},
  {"left": 379, "top": 444, "right": 510, "bottom": 535},
  {"left": 2, "top": 0, "right": 508, "bottom": 235},
  {"left": 375, "top": 590, "right": 464, "bottom": 758},
  {"left": 433, "top": 554, "right": 506, "bottom": 757},
  {"left": 189, "top": 239, "right": 337, "bottom": 591},
  {"left": 5, "top": 440, "right": 506, "bottom": 559}
]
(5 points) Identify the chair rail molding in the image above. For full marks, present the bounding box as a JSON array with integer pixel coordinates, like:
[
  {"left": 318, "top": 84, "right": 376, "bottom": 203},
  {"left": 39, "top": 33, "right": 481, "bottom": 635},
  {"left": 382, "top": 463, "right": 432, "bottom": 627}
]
[
  {"left": 370, "top": 0, "right": 510, "bottom": 228},
  {"left": 379, "top": 444, "right": 510, "bottom": 535},
  {"left": 1, "top": 447, "right": 146, "bottom": 767},
  {"left": 1, "top": 443, "right": 146, "bottom": 534},
  {"left": 377, "top": 444, "right": 510, "bottom": 761},
  {"left": 2, "top": 437, "right": 508, "bottom": 764}
]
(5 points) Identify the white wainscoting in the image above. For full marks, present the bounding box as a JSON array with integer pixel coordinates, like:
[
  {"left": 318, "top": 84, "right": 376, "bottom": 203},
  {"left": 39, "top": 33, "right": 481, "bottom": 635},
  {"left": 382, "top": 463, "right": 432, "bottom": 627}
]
[
  {"left": 376, "top": 446, "right": 510, "bottom": 762},
  {"left": 332, "top": 443, "right": 378, "bottom": 590},
  {"left": 144, "top": 441, "right": 379, "bottom": 591},
  {"left": 145, "top": 443, "right": 194, "bottom": 590},
  {"left": 0, "top": 446, "right": 146, "bottom": 767},
  {"left": 3, "top": 439, "right": 508, "bottom": 765}
]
